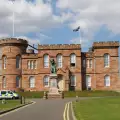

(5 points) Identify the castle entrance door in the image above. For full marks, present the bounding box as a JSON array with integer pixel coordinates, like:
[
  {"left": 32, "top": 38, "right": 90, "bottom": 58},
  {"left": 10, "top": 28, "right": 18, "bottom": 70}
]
[{"left": 58, "top": 75, "right": 64, "bottom": 91}]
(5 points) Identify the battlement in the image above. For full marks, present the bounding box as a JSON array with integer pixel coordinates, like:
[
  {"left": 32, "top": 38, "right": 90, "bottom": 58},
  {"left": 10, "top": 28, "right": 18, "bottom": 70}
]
[
  {"left": 0, "top": 38, "right": 28, "bottom": 45},
  {"left": 93, "top": 41, "right": 119, "bottom": 48},
  {"left": 38, "top": 44, "right": 81, "bottom": 50}
]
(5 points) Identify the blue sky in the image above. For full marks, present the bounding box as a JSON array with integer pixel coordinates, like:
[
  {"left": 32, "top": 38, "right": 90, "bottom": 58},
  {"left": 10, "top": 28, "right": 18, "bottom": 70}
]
[{"left": 0, "top": 0, "right": 120, "bottom": 52}]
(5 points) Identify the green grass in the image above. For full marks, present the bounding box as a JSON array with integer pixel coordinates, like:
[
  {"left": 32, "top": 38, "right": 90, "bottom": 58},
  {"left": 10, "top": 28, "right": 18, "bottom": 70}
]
[
  {"left": 64, "top": 90, "right": 120, "bottom": 97},
  {"left": 17, "top": 91, "right": 44, "bottom": 98},
  {"left": 0, "top": 100, "right": 22, "bottom": 111},
  {"left": 73, "top": 97, "right": 120, "bottom": 120},
  {"left": 17, "top": 90, "right": 120, "bottom": 98}
]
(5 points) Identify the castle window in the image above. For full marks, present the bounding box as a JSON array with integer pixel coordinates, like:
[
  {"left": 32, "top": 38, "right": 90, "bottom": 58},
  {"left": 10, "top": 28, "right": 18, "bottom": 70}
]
[
  {"left": 104, "top": 75, "right": 110, "bottom": 86},
  {"left": 44, "top": 54, "right": 49, "bottom": 68},
  {"left": 89, "top": 59, "right": 92, "bottom": 68},
  {"left": 70, "top": 75, "right": 76, "bottom": 86},
  {"left": 83, "top": 59, "right": 86, "bottom": 68},
  {"left": 16, "top": 76, "right": 20, "bottom": 88},
  {"left": 34, "top": 60, "right": 37, "bottom": 69},
  {"left": 16, "top": 55, "right": 21, "bottom": 69},
  {"left": 29, "top": 76, "right": 35, "bottom": 88},
  {"left": 31, "top": 61, "right": 34, "bottom": 69},
  {"left": 43, "top": 76, "right": 49, "bottom": 87},
  {"left": 57, "top": 54, "right": 62, "bottom": 68},
  {"left": 70, "top": 53, "right": 76, "bottom": 67},
  {"left": 104, "top": 53, "right": 110, "bottom": 67},
  {"left": 2, "top": 76, "right": 6, "bottom": 88},
  {"left": 86, "top": 75, "right": 91, "bottom": 89},
  {"left": 27, "top": 60, "right": 30, "bottom": 69},
  {"left": 3, "top": 56, "right": 7, "bottom": 69}
]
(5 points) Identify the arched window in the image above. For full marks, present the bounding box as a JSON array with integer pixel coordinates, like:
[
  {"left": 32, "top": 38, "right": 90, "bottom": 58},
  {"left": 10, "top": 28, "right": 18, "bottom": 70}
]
[
  {"left": 104, "top": 53, "right": 110, "bottom": 67},
  {"left": 70, "top": 53, "right": 76, "bottom": 67},
  {"left": 104, "top": 75, "right": 110, "bottom": 86},
  {"left": 44, "top": 54, "right": 49, "bottom": 68},
  {"left": 16, "top": 76, "right": 20, "bottom": 88},
  {"left": 2, "top": 76, "right": 6, "bottom": 88},
  {"left": 43, "top": 76, "right": 49, "bottom": 87},
  {"left": 29, "top": 76, "right": 35, "bottom": 88},
  {"left": 3, "top": 56, "right": 7, "bottom": 69},
  {"left": 57, "top": 54, "right": 62, "bottom": 68},
  {"left": 70, "top": 75, "right": 76, "bottom": 86},
  {"left": 16, "top": 55, "right": 21, "bottom": 68},
  {"left": 27, "top": 60, "right": 30, "bottom": 69}
]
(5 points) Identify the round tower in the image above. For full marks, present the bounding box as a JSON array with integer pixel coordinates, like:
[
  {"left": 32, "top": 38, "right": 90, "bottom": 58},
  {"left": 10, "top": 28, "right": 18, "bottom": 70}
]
[{"left": 0, "top": 38, "right": 28, "bottom": 90}]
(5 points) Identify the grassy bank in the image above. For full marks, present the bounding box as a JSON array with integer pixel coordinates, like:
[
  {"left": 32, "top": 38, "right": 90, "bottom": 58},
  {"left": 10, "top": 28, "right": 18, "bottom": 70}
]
[
  {"left": 17, "top": 90, "right": 120, "bottom": 98},
  {"left": 0, "top": 100, "right": 22, "bottom": 111},
  {"left": 73, "top": 97, "right": 120, "bottom": 120}
]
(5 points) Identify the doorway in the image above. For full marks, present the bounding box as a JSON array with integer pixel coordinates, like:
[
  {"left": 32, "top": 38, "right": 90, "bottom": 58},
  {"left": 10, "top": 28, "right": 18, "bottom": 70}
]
[{"left": 58, "top": 75, "right": 64, "bottom": 91}]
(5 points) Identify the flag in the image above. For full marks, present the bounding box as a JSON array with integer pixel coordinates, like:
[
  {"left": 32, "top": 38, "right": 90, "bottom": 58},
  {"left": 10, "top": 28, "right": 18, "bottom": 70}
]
[{"left": 73, "top": 26, "right": 80, "bottom": 32}]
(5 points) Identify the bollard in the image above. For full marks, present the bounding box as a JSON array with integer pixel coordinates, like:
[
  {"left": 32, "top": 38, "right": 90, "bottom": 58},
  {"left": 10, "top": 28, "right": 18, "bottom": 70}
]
[
  {"left": 76, "top": 96, "right": 78, "bottom": 102},
  {"left": 2, "top": 99, "right": 6, "bottom": 104}
]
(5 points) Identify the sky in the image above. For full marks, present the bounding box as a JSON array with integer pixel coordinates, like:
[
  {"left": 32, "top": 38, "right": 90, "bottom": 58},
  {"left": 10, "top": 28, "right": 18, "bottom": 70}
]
[{"left": 0, "top": 0, "right": 120, "bottom": 51}]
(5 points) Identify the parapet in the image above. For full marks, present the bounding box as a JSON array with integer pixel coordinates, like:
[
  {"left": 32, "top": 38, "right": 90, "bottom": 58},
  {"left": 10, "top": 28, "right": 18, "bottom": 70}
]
[
  {"left": 93, "top": 41, "right": 119, "bottom": 48},
  {"left": 0, "top": 38, "right": 28, "bottom": 45},
  {"left": 38, "top": 44, "right": 81, "bottom": 50}
]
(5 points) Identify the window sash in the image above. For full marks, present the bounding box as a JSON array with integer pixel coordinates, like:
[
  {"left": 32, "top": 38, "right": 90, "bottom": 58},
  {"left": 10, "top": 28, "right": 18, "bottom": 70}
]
[
  {"left": 105, "top": 76, "right": 110, "bottom": 86},
  {"left": 71, "top": 75, "right": 76, "bottom": 86},
  {"left": 89, "top": 59, "right": 92, "bottom": 68},
  {"left": 57, "top": 55, "right": 62, "bottom": 68},
  {"left": 30, "top": 77, "right": 35, "bottom": 88},
  {"left": 44, "top": 76, "right": 49, "bottom": 87},
  {"left": 16, "top": 56, "right": 20, "bottom": 68},
  {"left": 2, "top": 77, "right": 6, "bottom": 88},
  {"left": 16, "top": 76, "right": 20, "bottom": 88},
  {"left": 28, "top": 61, "right": 30, "bottom": 69},
  {"left": 104, "top": 54, "right": 109, "bottom": 67},
  {"left": 44, "top": 55, "right": 49, "bottom": 68},
  {"left": 70, "top": 54, "right": 76, "bottom": 63},
  {"left": 3, "top": 57, "right": 6, "bottom": 69}
]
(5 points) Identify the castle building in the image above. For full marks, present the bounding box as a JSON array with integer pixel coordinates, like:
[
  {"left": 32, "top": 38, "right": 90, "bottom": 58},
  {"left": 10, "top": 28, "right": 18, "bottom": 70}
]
[{"left": 0, "top": 38, "right": 119, "bottom": 91}]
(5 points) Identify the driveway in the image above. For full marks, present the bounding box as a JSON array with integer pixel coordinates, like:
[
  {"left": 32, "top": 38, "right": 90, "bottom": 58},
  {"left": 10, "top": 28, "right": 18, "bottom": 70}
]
[{"left": 0, "top": 98, "right": 76, "bottom": 120}]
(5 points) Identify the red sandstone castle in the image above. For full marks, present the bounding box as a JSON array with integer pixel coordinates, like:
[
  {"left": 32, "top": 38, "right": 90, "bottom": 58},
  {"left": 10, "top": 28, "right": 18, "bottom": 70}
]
[{"left": 0, "top": 38, "right": 119, "bottom": 91}]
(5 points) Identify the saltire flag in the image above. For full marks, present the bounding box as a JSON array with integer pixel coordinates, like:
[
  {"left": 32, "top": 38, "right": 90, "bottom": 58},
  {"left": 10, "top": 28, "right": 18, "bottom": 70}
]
[{"left": 73, "top": 26, "right": 80, "bottom": 32}]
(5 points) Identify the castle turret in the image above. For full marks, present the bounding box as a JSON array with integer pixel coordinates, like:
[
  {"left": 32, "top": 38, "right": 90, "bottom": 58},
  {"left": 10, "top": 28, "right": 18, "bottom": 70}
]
[{"left": 0, "top": 38, "right": 28, "bottom": 90}]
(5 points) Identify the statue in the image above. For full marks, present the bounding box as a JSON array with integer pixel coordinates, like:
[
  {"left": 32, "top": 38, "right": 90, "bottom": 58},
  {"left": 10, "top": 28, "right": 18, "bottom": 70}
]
[{"left": 50, "top": 59, "right": 57, "bottom": 74}]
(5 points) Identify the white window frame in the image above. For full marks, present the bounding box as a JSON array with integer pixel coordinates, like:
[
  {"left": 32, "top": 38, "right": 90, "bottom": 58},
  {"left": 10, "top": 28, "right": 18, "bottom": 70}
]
[
  {"left": 29, "top": 76, "right": 35, "bottom": 88},
  {"left": 43, "top": 76, "right": 49, "bottom": 87},
  {"left": 2, "top": 76, "right": 6, "bottom": 88},
  {"left": 104, "top": 75, "right": 110, "bottom": 87},
  {"left": 70, "top": 75, "right": 76, "bottom": 86},
  {"left": 16, "top": 55, "right": 21, "bottom": 69},
  {"left": 44, "top": 54, "right": 49, "bottom": 68},
  {"left": 104, "top": 53, "right": 110, "bottom": 67},
  {"left": 57, "top": 54, "right": 62, "bottom": 68},
  {"left": 3, "top": 56, "right": 7, "bottom": 69},
  {"left": 16, "top": 76, "right": 20, "bottom": 88},
  {"left": 70, "top": 53, "right": 76, "bottom": 67}
]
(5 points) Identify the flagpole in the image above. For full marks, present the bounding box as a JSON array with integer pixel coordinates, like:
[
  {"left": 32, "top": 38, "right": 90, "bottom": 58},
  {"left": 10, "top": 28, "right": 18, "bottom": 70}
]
[{"left": 13, "top": 10, "right": 14, "bottom": 37}]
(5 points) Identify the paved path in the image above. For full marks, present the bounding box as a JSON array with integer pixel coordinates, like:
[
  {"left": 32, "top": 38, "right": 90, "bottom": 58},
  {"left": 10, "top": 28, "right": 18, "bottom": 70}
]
[{"left": 0, "top": 98, "right": 76, "bottom": 120}]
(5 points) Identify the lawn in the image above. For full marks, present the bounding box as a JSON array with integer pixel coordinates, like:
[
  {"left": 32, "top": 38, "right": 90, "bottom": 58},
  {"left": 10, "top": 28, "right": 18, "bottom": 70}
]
[
  {"left": 73, "top": 97, "right": 120, "bottom": 120},
  {"left": 0, "top": 100, "right": 22, "bottom": 111},
  {"left": 17, "top": 90, "right": 120, "bottom": 98}
]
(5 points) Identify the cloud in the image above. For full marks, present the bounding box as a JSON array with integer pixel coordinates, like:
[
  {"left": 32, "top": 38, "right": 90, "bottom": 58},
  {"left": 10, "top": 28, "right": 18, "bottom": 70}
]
[
  {"left": 56, "top": 0, "right": 120, "bottom": 47},
  {"left": 0, "top": 0, "right": 61, "bottom": 37}
]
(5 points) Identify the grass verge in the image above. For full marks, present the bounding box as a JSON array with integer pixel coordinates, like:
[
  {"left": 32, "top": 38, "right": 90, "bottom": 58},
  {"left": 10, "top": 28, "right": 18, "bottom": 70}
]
[{"left": 73, "top": 97, "right": 120, "bottom": 120}]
